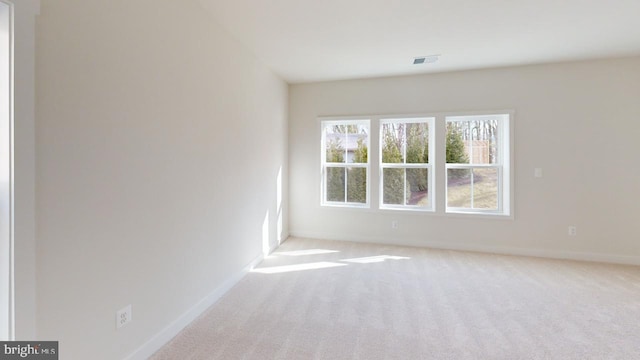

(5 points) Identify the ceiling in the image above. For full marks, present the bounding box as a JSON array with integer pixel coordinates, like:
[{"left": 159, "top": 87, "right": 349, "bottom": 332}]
[{"left": 197, "top": 0, "right": 640, "bottom": 84}]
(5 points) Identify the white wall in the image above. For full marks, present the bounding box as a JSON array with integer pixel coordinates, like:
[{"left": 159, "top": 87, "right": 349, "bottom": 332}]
[
  {"left": 289, "top": 57, "right": 640, "bottom": 264},
  {"left": 36, "top": 1, "right": 287, "bottom": 359}
]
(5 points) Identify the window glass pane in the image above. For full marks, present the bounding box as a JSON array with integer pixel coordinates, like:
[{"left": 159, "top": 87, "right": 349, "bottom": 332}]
[
  {"left": 447, "top": 117, "right": 501, "bottom": 165},
  {"left": 406, "top": 123, "right": 429, "bottom": 164},
  {"left": 346, "top": 167, "right": 367, "bottom": 203},
  {"left": 381, "top": 123, "right": 404, "bottom": 163},
  {"left": 382, "top": 168, "right": 404, "bottom": 205},
  {"left": 447, "top": 168, "right": 472, "bottom": 208},
  {"left": 469, "top": 119, "right": 499, "bottom": 164},
  {"left": 406, "top": 168, "right": 428, "bottom": 206},
  {"left": 347, "top": 124, "right": 368, "bottom": 164},
  {"left": 446, "top": 122, "right": 470, "bottom": 164},
  {"left": 325, "top": 126, "right": 346, "bottom": 163},
  {"left": 472, "top": 168, "right": 498, "bottom": 209},
  {"left": 326, "top": 167, "right": 345, "bottom": 202}
]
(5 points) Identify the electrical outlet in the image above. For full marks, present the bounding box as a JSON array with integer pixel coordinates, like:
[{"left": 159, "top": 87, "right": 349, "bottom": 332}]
[
  {"left": 568, "top": 226, "right": 577, "bottom": 236},
  {"left": 534, "top": 168, "right": 543, "bottom": 178},
  {"left": 116, "top": 305, "right": 132, "bottom": 329},
  {"left": 391, "top": 220, "right": 399, "bottom": 230}
]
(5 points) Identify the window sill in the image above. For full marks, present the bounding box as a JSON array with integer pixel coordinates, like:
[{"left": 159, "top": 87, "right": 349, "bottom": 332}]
[
  {"left": 444, "top": 210, "right": 513, "bottom": 220},
  {"left": 319, "top": 203, "right": 513, "bottom": 220},
  {"left": 321, "top": 203, "right": 370, "bottom": 209}
]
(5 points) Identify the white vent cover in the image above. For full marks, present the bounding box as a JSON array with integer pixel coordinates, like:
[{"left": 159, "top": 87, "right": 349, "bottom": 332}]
[{"left": 413, "top": 55, "right": 440, "bottom": 64}]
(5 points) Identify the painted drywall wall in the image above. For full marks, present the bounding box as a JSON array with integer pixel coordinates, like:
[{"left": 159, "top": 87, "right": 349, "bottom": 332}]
[
  {"left": 289, "top": 57, "right": 640, "bottom": 264},
  {"left": 13, "top": 0, "right": 39, "bottom": 340},
  {"left": 36, "top": 0, "right": 287, "bottom": 359}
]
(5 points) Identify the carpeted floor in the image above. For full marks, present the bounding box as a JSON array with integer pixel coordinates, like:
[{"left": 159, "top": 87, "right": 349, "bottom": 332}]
[{"left": 150, "top": 237, "right": 640, "bottom": 359}]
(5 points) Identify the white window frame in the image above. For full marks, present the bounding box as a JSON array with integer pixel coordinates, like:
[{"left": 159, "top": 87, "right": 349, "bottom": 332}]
[
  {"left": 0, "top": 0, "right": 14, "bottom": 341},
  {"left": 445, "top": 114, "right": 511, "bottom": 216},
  {"left": 317, "top": 111, "right": 514, "bottom": 218},
  {"left": 379, "top": 117, "right": 435, "bottom": 211},
  {"left": 320, "top": 119, "right": 371, "bottom": 208}
]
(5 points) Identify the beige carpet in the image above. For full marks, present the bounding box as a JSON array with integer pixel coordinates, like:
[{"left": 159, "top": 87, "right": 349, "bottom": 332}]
[{"left": 151, "top": 237, "right": 640, "bottom": 359}]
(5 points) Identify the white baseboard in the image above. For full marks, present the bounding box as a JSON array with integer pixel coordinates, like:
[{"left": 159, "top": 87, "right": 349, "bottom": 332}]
[
  {"left": 123, "top": 251, "right": 269, "bottom": 360},
  {"left": 289, "top": 230, "right": 640, "bottom": 266}
]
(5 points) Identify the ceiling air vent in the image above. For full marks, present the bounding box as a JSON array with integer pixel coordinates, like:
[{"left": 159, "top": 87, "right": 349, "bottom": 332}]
[{"left": 413, "top": 55, "right": 440, "bottom": 65}]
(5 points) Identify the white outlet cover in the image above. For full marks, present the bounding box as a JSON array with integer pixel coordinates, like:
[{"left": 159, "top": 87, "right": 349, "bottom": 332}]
[
  {"left": 116, "top": 305, "right": 132, "bottom": 329},
  {"left": 534, "top": 168, "right": 543, "bottom": 178}
]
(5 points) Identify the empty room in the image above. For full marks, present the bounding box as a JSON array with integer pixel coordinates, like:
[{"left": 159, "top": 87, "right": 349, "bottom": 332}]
[{"left": 3, "top": 0, "right": 640, "bottom": 359}]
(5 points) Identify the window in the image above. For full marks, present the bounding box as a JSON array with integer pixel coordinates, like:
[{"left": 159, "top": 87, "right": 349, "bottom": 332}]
[
  {"left": 321, "top": 120, "right": 370, "bottom": 207},
  {"left": 319, "top": 113, "right": 512, "bottom": 217},
  {"left": 446, "top": 114, "right": 510, "bottom": 214},
  {"left": 380, "top": 118, "right": 434, "bottom": 210}
]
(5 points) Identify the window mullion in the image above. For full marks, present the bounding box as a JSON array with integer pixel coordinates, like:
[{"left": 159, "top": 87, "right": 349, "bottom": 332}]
[
  {"left": 344, "top": 167, "right": 348, "bottom": 203},
  {"left": 403, "top": 169, "right": 407, "bottom": 206},
  {"left": 470, "top": 169, "right": 474, "bottom": 209},
  {"left": 468, "top": 121, "right": 473, "bottom": 165},
  {"left": 402, "top": 123, "right": 407, "bottom": 164},
  {"left": 345, "top": 130, "right": 349, "bottom": 204}
]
